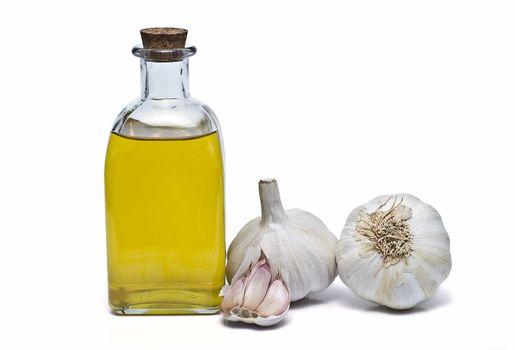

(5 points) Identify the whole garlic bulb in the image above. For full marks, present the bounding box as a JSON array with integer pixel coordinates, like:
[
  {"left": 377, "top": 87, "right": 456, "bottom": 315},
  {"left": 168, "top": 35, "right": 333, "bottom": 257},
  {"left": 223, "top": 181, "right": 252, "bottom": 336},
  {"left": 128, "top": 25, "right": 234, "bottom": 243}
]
[
  {"left": 221, "top": 249, "right": 290, "bottom": 326},
  {"left": 226, "top": 179, "right": 337, "bottom": 302},
  {"left": 336, "top": 194, "right": 451, "bottom": 309}
]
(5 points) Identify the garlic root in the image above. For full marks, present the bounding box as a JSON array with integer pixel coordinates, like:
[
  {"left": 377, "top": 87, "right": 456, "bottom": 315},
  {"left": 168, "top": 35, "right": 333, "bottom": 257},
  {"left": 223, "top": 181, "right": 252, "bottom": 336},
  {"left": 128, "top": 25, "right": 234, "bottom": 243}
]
[{"left": 336, "top": 194, "right": 452, "bottom": 310}]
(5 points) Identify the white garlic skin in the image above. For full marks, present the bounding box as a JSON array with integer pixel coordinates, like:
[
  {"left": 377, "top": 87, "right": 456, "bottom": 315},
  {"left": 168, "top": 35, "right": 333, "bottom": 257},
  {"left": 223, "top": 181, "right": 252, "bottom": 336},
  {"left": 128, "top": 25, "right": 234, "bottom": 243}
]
[
  {"left": 337, "top": 194, "right": 451, "bottom": 310},
  {"left": 226, "top": 179, "right": 338, "bottom": 302}
]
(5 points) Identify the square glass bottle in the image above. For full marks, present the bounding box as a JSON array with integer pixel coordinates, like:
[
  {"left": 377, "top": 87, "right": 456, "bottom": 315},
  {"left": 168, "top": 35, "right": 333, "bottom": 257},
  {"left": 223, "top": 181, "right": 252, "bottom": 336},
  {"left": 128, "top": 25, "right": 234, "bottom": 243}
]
[{"left": 104, "top": 28, "right": 225, "bottom": 315}]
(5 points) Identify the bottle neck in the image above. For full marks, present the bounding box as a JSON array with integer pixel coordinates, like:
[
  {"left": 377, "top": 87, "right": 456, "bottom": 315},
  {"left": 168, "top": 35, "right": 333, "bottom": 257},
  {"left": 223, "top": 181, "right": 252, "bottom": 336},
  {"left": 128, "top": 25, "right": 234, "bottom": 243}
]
[{"left": 140, "top": 59, "right": 190, "bottom": 100}]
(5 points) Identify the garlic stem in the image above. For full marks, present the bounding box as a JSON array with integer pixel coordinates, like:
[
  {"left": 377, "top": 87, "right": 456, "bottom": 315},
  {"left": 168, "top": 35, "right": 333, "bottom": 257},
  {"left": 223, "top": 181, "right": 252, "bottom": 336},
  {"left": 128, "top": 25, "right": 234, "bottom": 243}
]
[{"left": 259, "top": 179, "right": 287, "bottom": 225}]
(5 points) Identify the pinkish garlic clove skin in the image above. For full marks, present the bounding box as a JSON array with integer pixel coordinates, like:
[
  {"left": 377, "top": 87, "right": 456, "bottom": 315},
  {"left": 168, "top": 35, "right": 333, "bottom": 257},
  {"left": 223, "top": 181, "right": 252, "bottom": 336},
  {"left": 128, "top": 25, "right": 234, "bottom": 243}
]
[
  {"left": 220, "top": 272, "right": 247, "bottom": 312},
  {"left": 221, "top": 257, "right": 291, "bottom": 326},
  {"left": 241, "top": 260, "right": 271, "bottom": 310},
  {"left": 255, "top": 279, "right": 290, "bottom": 317}
]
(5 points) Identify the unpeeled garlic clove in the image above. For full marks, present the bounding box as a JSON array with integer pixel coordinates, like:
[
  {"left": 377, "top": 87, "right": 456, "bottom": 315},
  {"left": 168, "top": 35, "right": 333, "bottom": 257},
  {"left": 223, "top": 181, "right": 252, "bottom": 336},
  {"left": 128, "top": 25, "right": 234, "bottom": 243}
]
[
  {"left": 241, "top": 259, "right": 271, "bottom": 310},
  {"left": 256, "top": 279, "right": 290, "bottom": 318},
  {"left": 220, "top": 273, "right": 246, "bottom": 312},
  {"left": 221, "top": 254, "right": 290, "bottom": 327}
]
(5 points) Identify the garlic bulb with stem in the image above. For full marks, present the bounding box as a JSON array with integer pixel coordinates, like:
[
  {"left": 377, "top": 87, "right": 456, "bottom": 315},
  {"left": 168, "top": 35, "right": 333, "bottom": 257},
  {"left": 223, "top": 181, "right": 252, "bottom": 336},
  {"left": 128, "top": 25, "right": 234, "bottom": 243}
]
[
  {"left": 337, "top": 194, "right": 451, "bottom": 310},
  {"left": 221, "top": 248, "right": 290, "bottom": 326},
  {"left": 226, "top": 179, "right": 337, "bottom": 302}
]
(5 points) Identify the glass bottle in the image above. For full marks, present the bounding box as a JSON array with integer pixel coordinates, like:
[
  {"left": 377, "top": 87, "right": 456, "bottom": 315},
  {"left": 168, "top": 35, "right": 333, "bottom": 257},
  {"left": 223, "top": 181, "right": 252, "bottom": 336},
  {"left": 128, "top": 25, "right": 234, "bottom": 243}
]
[{"left": 104, "top": 28, "right": 225, "bottom": 315}]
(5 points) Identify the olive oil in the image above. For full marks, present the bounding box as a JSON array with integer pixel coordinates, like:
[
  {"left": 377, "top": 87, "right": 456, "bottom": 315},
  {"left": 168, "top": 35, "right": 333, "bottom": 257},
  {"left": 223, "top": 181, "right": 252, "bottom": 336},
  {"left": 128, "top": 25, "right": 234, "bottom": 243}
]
[{"left": 105, "top": 131, "right": 225, "bottom": 314}]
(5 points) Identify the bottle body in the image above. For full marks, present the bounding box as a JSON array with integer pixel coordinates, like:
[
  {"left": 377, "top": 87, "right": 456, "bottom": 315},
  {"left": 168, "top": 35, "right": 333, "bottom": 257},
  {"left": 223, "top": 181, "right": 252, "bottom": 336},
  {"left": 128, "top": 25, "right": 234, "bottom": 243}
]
[{"left": 105, "top": 46, "right": 225, "bottom": 314}]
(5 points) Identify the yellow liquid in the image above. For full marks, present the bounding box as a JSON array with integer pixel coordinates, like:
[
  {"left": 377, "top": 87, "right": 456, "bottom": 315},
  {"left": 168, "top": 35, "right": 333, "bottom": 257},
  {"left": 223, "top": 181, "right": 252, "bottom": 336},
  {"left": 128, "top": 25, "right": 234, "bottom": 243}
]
[{"left": 105, "top": 131, "right": 225, "bottom": 314}]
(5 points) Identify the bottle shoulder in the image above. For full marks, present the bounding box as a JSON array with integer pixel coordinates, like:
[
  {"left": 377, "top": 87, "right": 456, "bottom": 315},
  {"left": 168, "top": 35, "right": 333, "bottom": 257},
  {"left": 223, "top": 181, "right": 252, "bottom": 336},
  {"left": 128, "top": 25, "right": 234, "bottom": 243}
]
[{"left": 112, "top": 97, "right": 220, "bottom": 139}]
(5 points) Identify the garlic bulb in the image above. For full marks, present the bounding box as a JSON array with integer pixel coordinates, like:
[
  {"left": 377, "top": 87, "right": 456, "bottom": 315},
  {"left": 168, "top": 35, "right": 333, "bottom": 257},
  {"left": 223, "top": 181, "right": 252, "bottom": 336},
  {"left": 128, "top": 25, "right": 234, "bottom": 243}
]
[
  {"left": 221, "top": 249, "right": 290, "bottom": 326},
  {"left": 226, "top": 179, "right": 337, "bottom": 302},
  {"left": 336, "top": 194, "right": 451, "bottom": 310}
]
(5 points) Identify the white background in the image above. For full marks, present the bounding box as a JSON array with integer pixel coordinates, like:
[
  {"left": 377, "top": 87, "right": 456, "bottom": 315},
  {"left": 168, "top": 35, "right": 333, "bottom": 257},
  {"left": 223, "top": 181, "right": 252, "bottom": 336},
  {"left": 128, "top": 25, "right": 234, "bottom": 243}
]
[{"left": 1, "top": 0, "right": 513, "bottom": 349}]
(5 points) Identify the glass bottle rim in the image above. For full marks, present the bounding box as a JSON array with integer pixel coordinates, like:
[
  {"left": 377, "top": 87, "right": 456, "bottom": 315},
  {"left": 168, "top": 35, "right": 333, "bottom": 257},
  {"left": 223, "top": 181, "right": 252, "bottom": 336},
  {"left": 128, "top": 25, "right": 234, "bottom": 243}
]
[{"left": 132, "top": 45, "right": 197, "bottom": 61}]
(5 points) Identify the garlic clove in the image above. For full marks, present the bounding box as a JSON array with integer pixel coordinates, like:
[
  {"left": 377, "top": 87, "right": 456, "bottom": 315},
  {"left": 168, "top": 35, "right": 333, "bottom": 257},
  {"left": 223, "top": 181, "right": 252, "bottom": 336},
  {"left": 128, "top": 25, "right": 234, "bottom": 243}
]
[
  {"left": 255, "top": 278, "right": 289, "bottom": 317},
  {"left": 220, "top": 272, "right": 247, "bottom": 312},
  {"left": 221, "top": 254, "right": 291, "bottom": 327},
  {"left": 241, "top": 259, "right": 272, "bottom": 310}
]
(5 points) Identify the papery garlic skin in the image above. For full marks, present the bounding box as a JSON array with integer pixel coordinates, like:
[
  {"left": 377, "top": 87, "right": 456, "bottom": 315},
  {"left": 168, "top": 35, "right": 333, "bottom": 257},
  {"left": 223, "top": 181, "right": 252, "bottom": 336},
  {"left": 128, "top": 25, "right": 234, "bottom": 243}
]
[
  {"left": 337, "top": 194, "right": 451, "bottom": 310},
  {"left": 221, "top": 255, "right": 290, "bottom": 326},
  {"left": 226, "top": 179, "right": 337, "bottom": 302}
]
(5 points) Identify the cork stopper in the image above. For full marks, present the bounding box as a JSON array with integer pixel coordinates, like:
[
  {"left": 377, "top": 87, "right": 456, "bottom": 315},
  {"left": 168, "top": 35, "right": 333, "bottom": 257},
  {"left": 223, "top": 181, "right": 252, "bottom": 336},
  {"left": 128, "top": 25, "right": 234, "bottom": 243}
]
[{"left": 140, "top": 27, "right": 188, "bottom": 49}]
